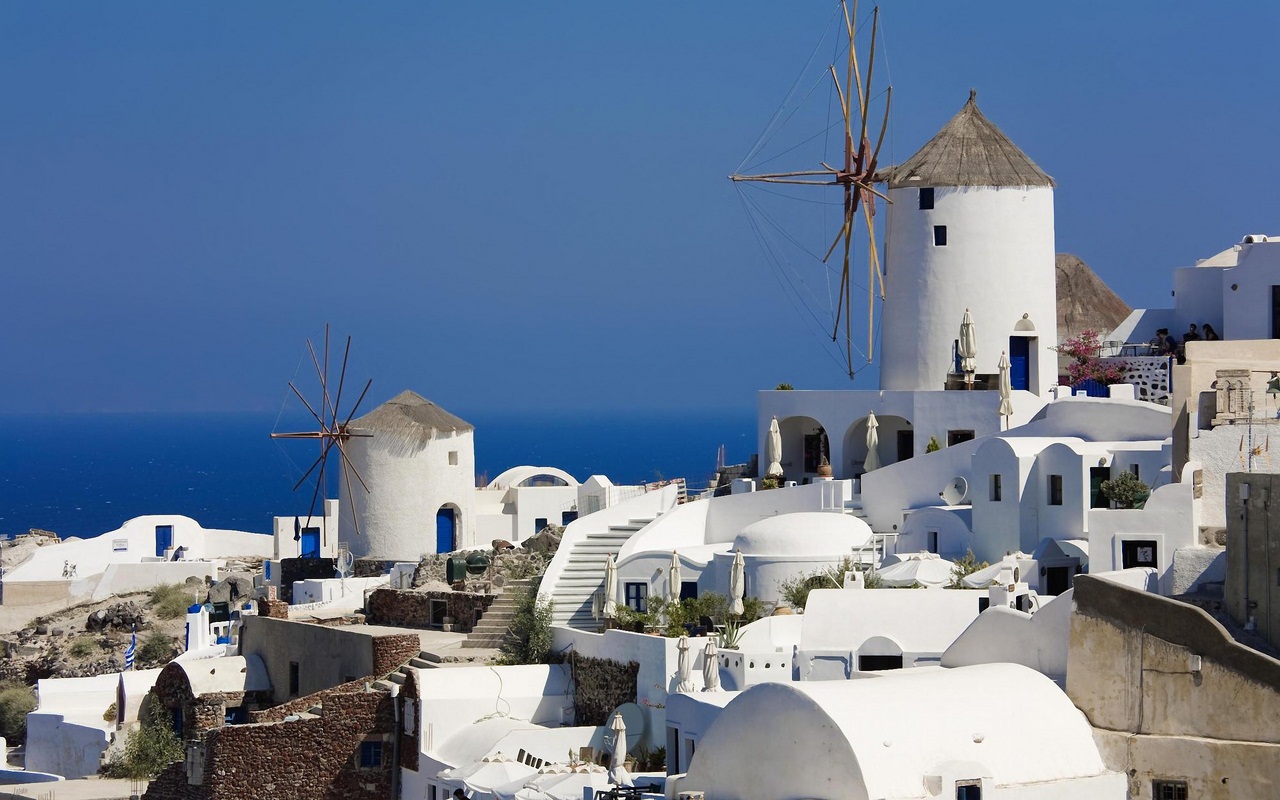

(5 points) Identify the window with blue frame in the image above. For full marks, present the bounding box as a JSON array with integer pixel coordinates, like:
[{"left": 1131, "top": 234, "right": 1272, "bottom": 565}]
[
  {"left": 624, "top": 582, "right": 647, "bottom": 612},
  {"left": 359, "top": 740, "right": 384, "bottom": 768}
]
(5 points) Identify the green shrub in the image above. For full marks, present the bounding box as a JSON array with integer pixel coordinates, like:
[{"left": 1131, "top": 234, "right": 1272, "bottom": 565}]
[
  {"left": 498, "top": 581, "right": 556, "bottom": 665},
  {"left": 69, "top": 637, "right": 98, "bottom": 658},
  {"left": 103, "top": 695, "right": 183, "bottom": 779},
  {"left": 775, "top": 383, "right": 794, "bottom": 391},
  {"left": 1101, "top": 471, "right": 1150, "bottom": 509},
  {"left": 925, "top": 436, "right": 942, "bottom": 453},
  {"left": 947, "top": 549, "right": 989, "bottom": 589},
  {"left": 138, "top": 633, "right": 176, "bottom": 665},
  {"left": 0, "top": 681, "right": 35, "bottom": 743},
  {"left": 148, "top": 583, "right": 195, "bottom": 620}
]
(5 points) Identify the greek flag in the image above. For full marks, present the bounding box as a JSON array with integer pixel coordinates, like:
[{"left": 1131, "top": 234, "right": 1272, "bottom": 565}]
[{"left": 124, "top": 626, "right": 136, "bottom": 670}]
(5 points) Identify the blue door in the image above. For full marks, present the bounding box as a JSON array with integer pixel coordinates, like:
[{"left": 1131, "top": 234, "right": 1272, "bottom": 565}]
[
  {"left": 300, "top": 527, "right": 321, "bottom": 559},
  {"left": 436, "top": 507, "right": 456, "bottom": 554},
  {"left": 1009, "top": 336, "right": 1030, "bottom": 391},
  {"left": 155, "top": 525, "right": 174, "bottom": 558}
]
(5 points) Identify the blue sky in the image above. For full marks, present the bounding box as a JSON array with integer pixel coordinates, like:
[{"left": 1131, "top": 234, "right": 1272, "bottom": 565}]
[{"left": 3, "top": 2, "right": 1278, "bottom": 415}]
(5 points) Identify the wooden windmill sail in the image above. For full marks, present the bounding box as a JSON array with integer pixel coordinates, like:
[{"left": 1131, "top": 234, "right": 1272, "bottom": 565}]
[
  {"left": 731, "top": 2, "right": 891, "bottom": 378},
  {"left": 271, "top": 324, "right": 373, "bottom": 541}
]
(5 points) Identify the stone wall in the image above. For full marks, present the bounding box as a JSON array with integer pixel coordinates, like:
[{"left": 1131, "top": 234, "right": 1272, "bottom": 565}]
[
  {"left": 257, "top": 598, "right": 289, "bottom": 619},
  {"left": 570, "top": 652, "right": 638, "bottom": 727},
  {"left": 1067, "top": 574, "right": 1280, "bottom": 798},
  {"left": 371, "top": 633, "right": 421, "bottom": 675},
  {"left": 365, "top": 588, "right": 495, "bottom": 633},
  {"left": 144, "top": 685, "right": 396, "bottom": 800}
]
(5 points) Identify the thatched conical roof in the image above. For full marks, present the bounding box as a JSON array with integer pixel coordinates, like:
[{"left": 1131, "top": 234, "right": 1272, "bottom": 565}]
[
  {"left": 881, "top": 91, "right": 1054, "bottom": 189},
  {"left": 1056, "top": 253, "right": 1131, "bottom": 343},
  {"left": 350, "top": 390, "right": 473, "bottom": 447}
]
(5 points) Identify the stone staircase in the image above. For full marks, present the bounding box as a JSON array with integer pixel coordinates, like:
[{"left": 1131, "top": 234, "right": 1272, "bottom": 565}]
[
  {"left": 461, "top": 577, "right": 538, "bottom": 649},
  {"left": 550, "top": 517, "right": 653, "bottom": 630}
]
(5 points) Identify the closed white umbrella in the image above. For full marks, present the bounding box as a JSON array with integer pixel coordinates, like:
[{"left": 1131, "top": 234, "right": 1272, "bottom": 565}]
[
  {"left": 863, "top": 412, "right": 881, "bottom": 472},
  {"left": 766, "top": 416, "right": 783, "bottom": 476},
  {"left": 729, "top": 549, "right": 746, "bottom": 616},
  {"left": 702, "top": 640, "right": 721, "bottom": 691},
  {"left": 676, "top": 635, "right": 695, "bottom": 693},
  {"left": 668, "top": 550, "right": 682, "bottom": 604},
  {"left": 608, "top": 711, "right": 632, "bottom": 787},
  {"left": 998, "top": 350, "right": 1014, "bottom": 429},
  {"left": 959, "top": 309, "right": 978, "bottom": 387},
  {"left": 602, "top": 554, "right": 618, "bottom": 620}
]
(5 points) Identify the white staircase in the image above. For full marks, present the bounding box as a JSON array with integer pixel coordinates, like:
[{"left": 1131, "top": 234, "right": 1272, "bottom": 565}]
[{"left": 550, "top": 518, "right": 652, "bottom": 630}]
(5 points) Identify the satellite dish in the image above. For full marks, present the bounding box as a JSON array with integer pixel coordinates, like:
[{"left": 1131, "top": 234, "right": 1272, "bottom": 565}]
[
  {"left": 611, "top": 702, "right": 645, "bottom": 751},
  {"left": 940, "top": 476, "right": 969, "bottom": 505},
  {"left": 336, "top": 550, "right": 354, "bottom": 578}
]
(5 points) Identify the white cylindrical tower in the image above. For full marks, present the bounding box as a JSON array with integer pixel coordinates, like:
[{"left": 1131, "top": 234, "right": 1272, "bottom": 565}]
[
  {"left": 879, "top": 92, "right": 1058, "bottom": 396},
  {"left": 341, "top": 390, "right": 477, "bottom": 561}
]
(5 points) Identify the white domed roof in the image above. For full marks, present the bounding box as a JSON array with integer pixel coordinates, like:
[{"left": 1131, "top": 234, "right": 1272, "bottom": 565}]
[{"left": 733, "top": 512, "right": 873, "bottom": 556}]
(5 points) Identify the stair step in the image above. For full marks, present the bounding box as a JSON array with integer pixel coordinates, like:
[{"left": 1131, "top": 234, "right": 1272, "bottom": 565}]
[
  {"left": 386, "top": 672, "right": 406, "bottom": 685},
  {"left": 408, "top": 657, "right": 435, "bottom": 669}
]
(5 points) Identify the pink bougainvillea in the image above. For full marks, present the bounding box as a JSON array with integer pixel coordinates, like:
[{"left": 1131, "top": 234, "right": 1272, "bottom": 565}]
[{"left": 1055, "top": 330, "right": 1128, "bottom": 386}]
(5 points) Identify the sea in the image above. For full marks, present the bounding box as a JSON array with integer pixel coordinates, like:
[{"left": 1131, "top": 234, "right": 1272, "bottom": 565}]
[{"left": 0, "top": 409, "right": 757, "bottom": 540}]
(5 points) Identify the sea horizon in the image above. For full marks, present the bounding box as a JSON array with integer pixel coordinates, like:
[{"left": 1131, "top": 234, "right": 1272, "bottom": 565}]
[{"left": 0, "top": 407, "right": 757, "bottom": 540}]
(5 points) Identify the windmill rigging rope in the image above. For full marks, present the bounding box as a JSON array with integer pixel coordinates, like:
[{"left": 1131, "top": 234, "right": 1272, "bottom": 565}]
[
  {"left": 736, "top": 186, "right": 857, "bottom": 374},
  {"left": 735, "top": 3, "right": 842, "bottom": 175}
]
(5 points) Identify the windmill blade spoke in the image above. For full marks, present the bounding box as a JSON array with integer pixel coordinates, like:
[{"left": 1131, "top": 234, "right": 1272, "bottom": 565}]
[
  {"left": 854, "top": 181, "right": 892, "bottom": 203},
  {"left": 827, "top": 64, "right": 849, "bottom": 121},
  {"left": 332, "top": 336, "right": 352, "bottom": 426},
  {"left": 335, "top": 439, "right": 371, "bottom": 494},
  {"left": 843, "top": 216, "right": 854, "bottom": 377},
  {"left": 341, "top": 379, "right": 374, "bottom": 429},
  {"left": 859, "top": 7, "right": 879, "bottom": 146},
  {"left": 863, "top": 201, "right": 886, "bottom": 300},
  {"left": 871, "top": 85, "right": 892, "bottom": 169},
  {"left": 288, "top": 382, "right": 327, "bottom": 429},
  {"left": 339, "top": 449, "right": 363, "bottom": 541},
  {"left": 271, "top": 432, "right": 326, "bottom": 439},
  {"left": 732, "top": 169, "right": 836, "bottom": 180},
  {"left": 292, "top": 438, "right": 336, "bottom": 492},
  {"left": 304, "top": 451, "right": 329, "bottom": 522},
  {"left": 822, "top": 214, "right": 851, "bottom": 263}
]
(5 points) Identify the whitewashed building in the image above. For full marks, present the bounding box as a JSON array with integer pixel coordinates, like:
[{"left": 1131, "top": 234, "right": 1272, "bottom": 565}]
[{"left": 342, "top": 391, "right": 478, "bottom": 560}]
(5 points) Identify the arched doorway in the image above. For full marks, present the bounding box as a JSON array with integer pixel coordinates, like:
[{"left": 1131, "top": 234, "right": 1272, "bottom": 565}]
[
  {"left": 777, "top": 416, "right": 827, "bottom": 483},
  {"left": 435, "top": 505, "right": 458, "bottom": 554},
  {"left": 843, "top": 415, "right": 914, "bottom": 473}
]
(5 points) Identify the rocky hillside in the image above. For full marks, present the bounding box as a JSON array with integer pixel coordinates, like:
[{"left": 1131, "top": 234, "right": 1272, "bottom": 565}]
[{"left": 1056, "top": 253, "right": 1132, "bottom": 343}]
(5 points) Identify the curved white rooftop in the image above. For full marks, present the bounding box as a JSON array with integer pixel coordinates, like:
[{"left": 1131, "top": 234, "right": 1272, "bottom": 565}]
[
  {"left": 681, "top": 663, "right": 1108, "bottom": 800},
  {"left": 487, "top": 465, "right": 578, "bottom": 489},
  {"left": 733, "top": 512, "right": 872, "bottom": 556},
  {"left": 173, "top": 654, "right": 270, "bottom": 697}
]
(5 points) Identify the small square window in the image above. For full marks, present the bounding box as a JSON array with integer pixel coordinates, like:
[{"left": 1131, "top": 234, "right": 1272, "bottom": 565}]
[
  {"left": 990, "top": 474, "right": 1002, "bottom": 502},
  {"left": 934, "top": 225, "right": 948, "bottom": 246},
  {"left": 1152, "top": 779, "right": 1187, "bottom": 800},
  {"left": 359, "top": 740, "right": 384, "bottom": 768},
  {"left": 1122, "top": 540, "right": 1158, "bottom": 569},
  {"left": 1048, "top": 475, "right": 1063, "bottom": 506},
  {"left": 448, "top": 451, "right": 459, "bottom": 466},
  {"left": 919, "top": 187, "right": 935, "bottom": 210}
]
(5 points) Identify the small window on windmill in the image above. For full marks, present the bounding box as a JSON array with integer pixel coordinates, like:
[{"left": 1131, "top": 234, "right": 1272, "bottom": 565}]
[
  {"left": 919, "top": 187, "right": 935, "bottom": 210},
  {"left": 934, "top": 225, "right": 948, "bottom": 246},
  {"left": 448, "top": 451, "right": 459, "bottom": 466}
]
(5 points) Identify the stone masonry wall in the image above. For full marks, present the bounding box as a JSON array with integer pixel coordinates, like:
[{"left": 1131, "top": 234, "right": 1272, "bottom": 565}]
[
  {"left": 570, "top": 652, "right": 639, "bottom": 727},
  {"left": 257, "top": 598, "right": 290, "bottom": 619},
  {"left": 365, "top": 588, "right": 495, "bottom": 633},
  {"left": 371, "top": 634, "right": 421, "bottom": 676},
  {"left": 144, "top": 686, "right": 396, "bottom": 800}
]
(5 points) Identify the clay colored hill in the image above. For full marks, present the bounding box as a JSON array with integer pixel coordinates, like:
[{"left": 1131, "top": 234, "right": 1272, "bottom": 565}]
[{"left": 1056, "top": 253, "right": 1131, "bottom": 343}]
